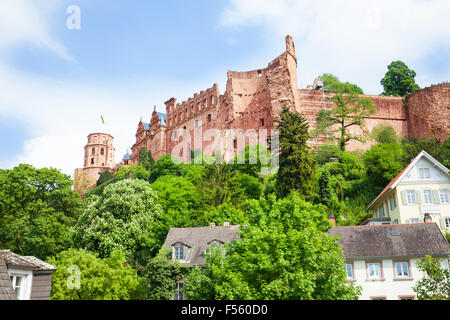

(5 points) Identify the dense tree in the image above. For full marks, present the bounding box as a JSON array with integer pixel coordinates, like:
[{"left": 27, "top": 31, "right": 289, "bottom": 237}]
[
  {"left": 363, "top": 143, "right": 405, "bottom": 190},
  {"left": 149, "top": 155, "right": 182, "bottom": 183},
  {"left": 370, "top": 124, "right": 400, "bottom": 144},
  {"left": 49, "top": 249, "right": 144, "bottom": 300},
  {"left": 401, "top": 137, "right": 450, "bottom": 167},
  {"left": 138, "top": 147, "right": 155, "bottom": 172},
  {"left": 96, "top": 170, "right": 113, "bottom": 187},
  {"left": 413, "top": 255, "right": 450, "bottom": 300},
  {"left": 184, "top": 194, "right": 360, "bottom": 300},
  {"left": 115, "top": 164, "right": 150, "bottom": 181},
  {"left": 381, "top": 60, "right": 420, "bottom": 96},
  {"left": 313, "top": 93, "right": 376, "bottom": 151},
  {"left": 0, "top": 164, "right": 83, "bottom": 259},
  {"left": 320, "top": 73, "right": 364, "bottom": 94},
  {"left": 140, "top": 249, "right": 186, "bottom": 300},
  {"left": 72, "top": 179, "right": 163, "bottom": 259},
  {"left": 231, "top": 144, "right": 270, "bottom": 178},
  {"left": 276, "top": 106, "right": 316, "bottom": 200}
]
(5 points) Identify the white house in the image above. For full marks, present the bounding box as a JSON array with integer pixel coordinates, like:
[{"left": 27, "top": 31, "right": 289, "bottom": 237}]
[
  {"left": 366, "top": 150, "right": 450, "bottom": 232},
  {"left": 330, "top": 223, "right": 450, "bottom": 300}
]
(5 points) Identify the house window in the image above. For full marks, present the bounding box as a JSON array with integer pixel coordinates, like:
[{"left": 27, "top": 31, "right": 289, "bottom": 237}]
[
  {"left": 174, "top": 245, "right": 185, "bottom": 260},
  {"left": 9, "top": 274, "right": 30, "bottom": 300},
  {"left": 445, "top": 217, "right": 450, "bottom": 229},
  {"left": 367, "top": 262, "right": 382, "bottom": 279},
  {"left": 409, "top": 218, "right": 420, "bottom": 224},
  {"left": 174, "top": 282, "right": 184, "bottom": 300},
  {"left": 345, "top": 263, "right": 354, "bottom": 280},
  {"left": 379, "top": 205, "right": 385, "bottom": 217},
  {"left": 439, "top": 189, "right": 449, "bottom": 204},
  {"left": 419, "top": 168, "right": 430, "bottom": 179},
  {"left": 406, "top": 190, "right": 417, "bottom": 205},
  {"left": 390, "top": 196, "right": 396, "bottom": 211},
  {"left": 423, "top": 190, "right": 433, "bottom": 204},
  {"left": 394, "top": 261, "right": 411, "bottom": 278}
]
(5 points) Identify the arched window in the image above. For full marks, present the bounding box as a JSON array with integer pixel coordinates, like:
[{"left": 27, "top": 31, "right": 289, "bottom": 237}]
[
  {"left": 208, "top": 114, "right": 212, "bottom": 122},
  {"left": 101, "top": 148, "right": 104, "bottom": 155},
  {"left": 211, "top": 95, "right": 215, "bottom": 105},
  {"left": 91, "top": 158, "right": 95, "bottom": 165}
]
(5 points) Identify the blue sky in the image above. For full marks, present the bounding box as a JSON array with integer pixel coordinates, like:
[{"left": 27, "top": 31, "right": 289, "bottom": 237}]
[{"left": 0, "top": 0, "right": 449, "bottom": 175}]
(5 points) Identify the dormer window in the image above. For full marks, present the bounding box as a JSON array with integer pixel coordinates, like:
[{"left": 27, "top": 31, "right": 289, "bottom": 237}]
[
  {"left": 175, "top": 246, "right": 184, "bottom": 260},
  {"left": 419, "top": 168, "right": 430, "bottom": 179},
  {"left": 172, "top": 243, "right": 190, "bottom": 262}
]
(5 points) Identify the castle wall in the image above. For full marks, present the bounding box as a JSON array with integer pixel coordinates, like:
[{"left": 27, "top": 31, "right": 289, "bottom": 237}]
[{"left": 406, "top": 83, "right": 449, "bottom": 143}]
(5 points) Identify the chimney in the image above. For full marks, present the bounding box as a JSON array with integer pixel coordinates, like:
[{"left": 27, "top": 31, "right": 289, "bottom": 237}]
[
  {"left": 223, "top": 220, "right": 230, "bottom": 227},
  {"left": 210, "top": 222, "right": 216, "bottom": 227},
  {"left": 329, "top": 215, "right": 336, "bottom": 227}
]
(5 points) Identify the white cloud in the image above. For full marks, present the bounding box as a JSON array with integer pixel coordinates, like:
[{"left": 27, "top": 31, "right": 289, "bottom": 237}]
[
  {"left": 220, "top": 0, "right": 450, "bottom": 93},
  {"left": 0, "top": 0, "right": 74, "bottom": 62}
]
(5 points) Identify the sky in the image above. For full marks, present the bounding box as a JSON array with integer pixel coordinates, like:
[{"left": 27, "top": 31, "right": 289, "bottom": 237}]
[{"left": 0, "top": 0, "right": 449, "bottom": 176}]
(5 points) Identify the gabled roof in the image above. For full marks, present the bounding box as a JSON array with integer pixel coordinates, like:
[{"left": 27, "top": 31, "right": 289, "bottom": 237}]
[
  {"left": 163, "top": 225, "right": 241, "bottom": 266},
  {"left": 0, "top": 254, "right": 16, "bottom": 300},
  {"left": 367, "top": 150, "right": 449, "bottom": 210},
  {"left": 329, "top": 223, "right": 450, "bottom": 259},
  {"left": 1, "top": 250, "right": 56, "bottom": 272}
]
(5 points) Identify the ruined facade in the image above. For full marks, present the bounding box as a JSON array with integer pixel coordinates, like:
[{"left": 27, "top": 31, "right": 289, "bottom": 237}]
[
  {"left": 74, "top": 36, "right": 449, "bottom": 194},
  {"left": 131, "top": 35, "right": 448, "bottom": 164}
]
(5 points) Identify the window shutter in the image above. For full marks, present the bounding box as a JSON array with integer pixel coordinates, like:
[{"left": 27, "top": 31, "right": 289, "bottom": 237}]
[
  {"left": 433, "top": 190, "right": 440, "bottom": 204},
  {"left": 416, "top": 190, "right": 422, "bottom": 205},
  {"left": 401, "top": 191, "right": 407, "bottom": 205}
]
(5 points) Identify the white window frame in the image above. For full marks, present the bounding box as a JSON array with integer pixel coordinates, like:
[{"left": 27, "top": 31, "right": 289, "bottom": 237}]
[
  {"left": 406, "top": 190, "right": 417, "bottom": 205},
  {"left": 445, "top": 217, "right": 450, "bottom": 229},
  {"left": 395, "top": 262, "right": 410, "bottom": 278},
  {"left": 390, "top": 196, "right": 396, "bottom": 210},
  {"left": 345, "top": 263, "right": 354, "bottom": 280},
  {"left": 439, "top": 189, "right": 449, "bottom": 204},
  {"left": 174, "top": 282, "right": 184, "bottom": 300},
  {"left": 418, "top": 168, "right": 430, "bottom": 179},
  {"left": 173, "top": 244, "right": 186, "bottom": 262},
  {"left": 367, "top": 263, "right": 382, "bottom": 279},
  {"left": 423, "top": 189, "right": 433, "bottom": 204},
  {"left": 8, "top": 269, "right": 32, "bottom": 300}
]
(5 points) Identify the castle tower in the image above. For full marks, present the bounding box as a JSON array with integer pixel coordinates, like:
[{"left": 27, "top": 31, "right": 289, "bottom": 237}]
[{"left": 74, "top": 133, "right": 115, "bottom": 195}]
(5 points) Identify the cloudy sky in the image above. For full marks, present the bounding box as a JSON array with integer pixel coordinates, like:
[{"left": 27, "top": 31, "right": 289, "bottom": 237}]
[{"left": 0, "top": 0, "right": 449, "bottom": 176}]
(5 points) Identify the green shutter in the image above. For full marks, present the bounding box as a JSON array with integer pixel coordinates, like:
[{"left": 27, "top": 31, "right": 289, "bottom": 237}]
[
  {"left": 401, "top": 191, "right": 407, "bottom": 205},
  {"left": 433, "top": 190, "right": 440, "bottom": 204},
  {"left": 416, "top": 190, "right": 422, "bottom": 205}
]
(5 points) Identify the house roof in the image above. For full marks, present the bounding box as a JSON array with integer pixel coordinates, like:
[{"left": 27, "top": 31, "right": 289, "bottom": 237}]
[
  {"left": 329, "top": 223, "right": 450, "bottom": 259},
  {"left": 0, "top": 254, "right": 16, "bottom": 300},
  {"left": 367, "top": 150, "right": 449, "bottom": 210},
  {"left": 163, "top": 224, "right": 241, "bottom": 266},
  {"left": 1, "top": 250, "right": 56, "bottom": 272}
]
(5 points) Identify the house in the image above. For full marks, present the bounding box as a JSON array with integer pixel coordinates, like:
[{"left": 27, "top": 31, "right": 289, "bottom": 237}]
[
  {"left": 367, "top": 150, "right": 450, "bottom": 232},
  {"left": 163, "top": 222, "right": 240, "bottom": 300},
  {"left": 330, "top": 223, "right": 450, "bottom": 300},
  {"left": 1, "top": 250, "right": 57, "bottom": 300},
  {"left": 0, "top": 252, "right": 16, "bottom": 300}
]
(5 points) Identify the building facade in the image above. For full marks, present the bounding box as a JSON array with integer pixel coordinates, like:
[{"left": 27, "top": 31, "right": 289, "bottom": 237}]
[
  {"left": 330, "top": 223, "right": 450, "bottom": 300},
  {"left": 130, "top": 35, "right": 449, "bottom": 163},
  {"left": 367, "top": 151, "right": 450, "bottom": 233}
]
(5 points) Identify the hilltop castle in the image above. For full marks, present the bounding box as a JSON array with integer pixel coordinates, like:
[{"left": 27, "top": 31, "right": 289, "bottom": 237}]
[{"left": 74, "top": 36, "right": 449, "bottom": 194}]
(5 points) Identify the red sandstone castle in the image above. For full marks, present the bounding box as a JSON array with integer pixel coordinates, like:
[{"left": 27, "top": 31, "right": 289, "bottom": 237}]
[{"left": 74, "top": 36, "right": 449, "bottom": 194}]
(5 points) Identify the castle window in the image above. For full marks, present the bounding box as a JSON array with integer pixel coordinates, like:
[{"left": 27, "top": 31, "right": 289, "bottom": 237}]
[
  {"left": 204, "top": 99, "right": 207, "bottom": 108},
  {"left": 260, "top": 118, "right": 265, "bottom": 126},
  {"left": 208, "top": 114, "right": 212, "bottom": 122},
  {"left": 101, "top": 148, "right": 104, "bottom": 155},
  {"left": 91, "top": 158, "right": 95, "bottom": 165},
  {"left": 211, "top": 95, "right": 215, "bottom": 105},
  {"left": 195, "top": 120, "right": 199, "bottom": 128},
  {"left": 92, "top": 148, "right": 95, "bottom": 155},
  {"left": 233, "top": 139, "right": 237, "bottom": 150},
  {"left": 258, "top": 70, "right": 262, "bottom": 78}
]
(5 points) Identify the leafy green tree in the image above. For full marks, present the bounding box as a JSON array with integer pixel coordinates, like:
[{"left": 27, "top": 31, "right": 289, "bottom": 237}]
[
  {"left": 96, "top": 170, "right": 113, "bottom": 187},
  {"left": 381, "top": 60, "right": 420, "bottom": 96},
  {"left": 140, "top": 249, "right": 186, "bottom": 300},
  {"left": 73, "top": 179, "right": 164, "bottom": 259},
  {"left": 401, "top": 137, "right": 450, "bottom": 168},
  {"left": 232, "top": 144, "right": 270, "bottom": 178},
  {"left": 237, "top": 173, "right": 262, "bottom": 200},
  {"left": 371, "top": 124, "right": 400, "bottom": 144},
  {"left": 200, "top": 203, "right": 248, "bottom": 227},
  {"left": 312, "top": 144, "right": 341, "bottom": 166},
  {"left": 413, "top": 255, "right": 450, "bottom": 300},
  {"left": 49, "top": 249, "right": 144, "bottom": 300},
  {"left": 320, "top": 73, "right": 364, "bottom": 94},
  {"left": 313, "top": 93, "right": 376, "bottom": 151},
  {"left": 0, "top": 164, "right": 83, "bottom": 259},
  {"left": 276, "top": 106, "right": 316, "bottom": 200},
  {"left": 184, "top": 194, "right": 360, "bottom": 300},
  {"left": 115, "top": 164, "right": 150, "bottom": 181},
  {"left": 363, "top": 143, "right": 405, "bottom": 190},
  {"left": 149, "top": 154, "right": 182, "bottom": 183},
  {"left": 139, "top": 147, "right": 155, "bottom": 172}
]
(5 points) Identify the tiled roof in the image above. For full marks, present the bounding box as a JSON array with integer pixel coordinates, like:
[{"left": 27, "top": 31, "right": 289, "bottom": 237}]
[
  {"left": 330, "top": 223, "right": 450, "bottom": 259},
  {"left": 163, "top": 224, "right": 241, "bottom": 266},
  {"left": 1, "top": 251, "right": 56, "bottom": 272},
  {"left": 0, "top": 254, "right": 16, "bottom": 300}
]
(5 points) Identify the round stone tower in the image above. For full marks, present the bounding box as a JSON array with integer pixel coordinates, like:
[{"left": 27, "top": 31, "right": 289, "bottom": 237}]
[{"left": 74, "top": 133, "right": 115, "bottom": 195}]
